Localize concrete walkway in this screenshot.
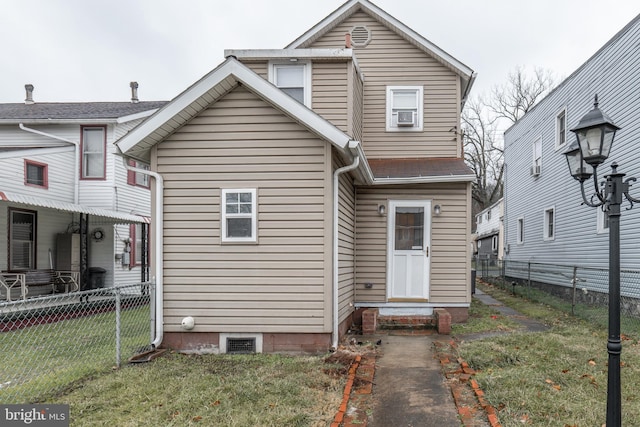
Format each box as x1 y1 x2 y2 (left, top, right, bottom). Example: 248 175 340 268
363 289 548 426
368 333 460 427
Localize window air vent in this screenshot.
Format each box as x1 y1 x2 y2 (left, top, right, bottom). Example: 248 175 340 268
350 26 371 47
227 338 256 354
530 165 541 176
397 110 415 126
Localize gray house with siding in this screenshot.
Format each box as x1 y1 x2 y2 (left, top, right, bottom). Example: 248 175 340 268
503 14 640 293
117 0 476 353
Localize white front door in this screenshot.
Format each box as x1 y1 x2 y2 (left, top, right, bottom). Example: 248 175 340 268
387 200 431 301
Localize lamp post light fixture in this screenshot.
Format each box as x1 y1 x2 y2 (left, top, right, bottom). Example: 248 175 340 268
563 95 639 427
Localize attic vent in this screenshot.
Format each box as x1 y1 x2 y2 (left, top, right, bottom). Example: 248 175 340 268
350 26 371 47
227 338 256 354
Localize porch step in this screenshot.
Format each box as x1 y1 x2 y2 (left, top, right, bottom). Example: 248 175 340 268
377 314 436 330
361 308 452 335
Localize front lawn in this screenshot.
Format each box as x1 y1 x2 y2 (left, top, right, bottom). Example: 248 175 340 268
52 351 345 426
454 283 640 426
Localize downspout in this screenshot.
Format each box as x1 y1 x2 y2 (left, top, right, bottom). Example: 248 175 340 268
19 123 80 204
122 157 164 348
332 141 360 349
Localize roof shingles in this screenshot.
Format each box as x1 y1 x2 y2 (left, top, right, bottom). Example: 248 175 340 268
369 158 473 179
0 101 168 120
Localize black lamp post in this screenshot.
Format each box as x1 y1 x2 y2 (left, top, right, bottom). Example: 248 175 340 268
563 95 639 427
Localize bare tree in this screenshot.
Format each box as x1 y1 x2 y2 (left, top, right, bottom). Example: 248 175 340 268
463 66 557 220
490 66 557 123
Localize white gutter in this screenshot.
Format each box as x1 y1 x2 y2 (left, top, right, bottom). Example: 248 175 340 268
19 123 80 203
332 141 360 350
122 157 164 348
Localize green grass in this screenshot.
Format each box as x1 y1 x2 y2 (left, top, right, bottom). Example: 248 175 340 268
451 296 521 335
51 352 344 427
0 305 150 403
454 282 640 426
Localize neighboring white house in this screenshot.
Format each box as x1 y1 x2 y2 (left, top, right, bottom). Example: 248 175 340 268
473 198 503 261
503 14 640 291
0 84 167 300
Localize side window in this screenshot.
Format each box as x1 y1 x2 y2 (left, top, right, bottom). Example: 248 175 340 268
129 223 149 267
269 62 311 107
9 208 36 270
543 207 555 241
531 137 542 176
222 189 257 243
24 160 48 188
386 86 423 131
517 217 524 244
81 126 106 179
127 160 150 188
556 108 567 149
492 235 498 252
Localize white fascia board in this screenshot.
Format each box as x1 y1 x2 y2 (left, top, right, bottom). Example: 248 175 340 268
116 108 160 124
117 57 352 155
372 174 476 185
0 118 118 125
225 48 353 60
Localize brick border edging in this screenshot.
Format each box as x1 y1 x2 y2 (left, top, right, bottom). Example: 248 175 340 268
439 341 502 427
331 354 362 426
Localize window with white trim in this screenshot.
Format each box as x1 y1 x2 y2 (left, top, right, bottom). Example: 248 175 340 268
544 207 555 241
597 208 610 234
476 214 482 225
556 108 567 149
492 235 498 252
269 62 311 107
532 137 542 176
517 217 524 244
386 86 423 131
81 126 106 179
222 189 257 242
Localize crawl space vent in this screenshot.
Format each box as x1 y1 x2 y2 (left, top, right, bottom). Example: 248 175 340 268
227 337 256 354
350 26 371 47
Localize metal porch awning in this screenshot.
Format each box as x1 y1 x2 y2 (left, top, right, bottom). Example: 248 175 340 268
0 191 150 225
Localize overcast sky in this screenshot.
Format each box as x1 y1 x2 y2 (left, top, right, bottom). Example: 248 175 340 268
2 0 640 104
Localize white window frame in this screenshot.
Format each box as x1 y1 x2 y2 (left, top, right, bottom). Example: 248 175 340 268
268 61 312 108
555 107 567 149
517 217 524 244
221 189 257 243
597 208 610 234
81 126 106 179
543 207 555 241
532 136 542 176
492 235 498 252
386 86 423 132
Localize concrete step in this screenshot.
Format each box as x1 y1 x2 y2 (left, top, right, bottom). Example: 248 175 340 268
377 314 436 330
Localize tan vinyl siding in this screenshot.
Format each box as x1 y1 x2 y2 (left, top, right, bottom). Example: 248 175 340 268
241 61 268 79
156 85 332 333
309 11 460 159
350 62 364 142
355 183 471 304
334 152 356 324
312 62 348 132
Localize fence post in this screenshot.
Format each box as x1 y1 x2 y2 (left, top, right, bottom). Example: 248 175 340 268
572 266 578 316
115 287 121 368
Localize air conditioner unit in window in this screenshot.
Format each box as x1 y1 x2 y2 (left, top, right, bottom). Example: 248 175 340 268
530 165 541 176
397 110 415 126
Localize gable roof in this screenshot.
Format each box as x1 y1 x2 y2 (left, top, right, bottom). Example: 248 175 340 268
0 101 167 124
116 57 355 162
286 0 475 104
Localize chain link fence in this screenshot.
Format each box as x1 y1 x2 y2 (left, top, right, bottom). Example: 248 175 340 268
474 259 640 336
0 283 153 403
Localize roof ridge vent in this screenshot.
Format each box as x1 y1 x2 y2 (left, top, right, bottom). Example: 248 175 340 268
350 26 371 47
